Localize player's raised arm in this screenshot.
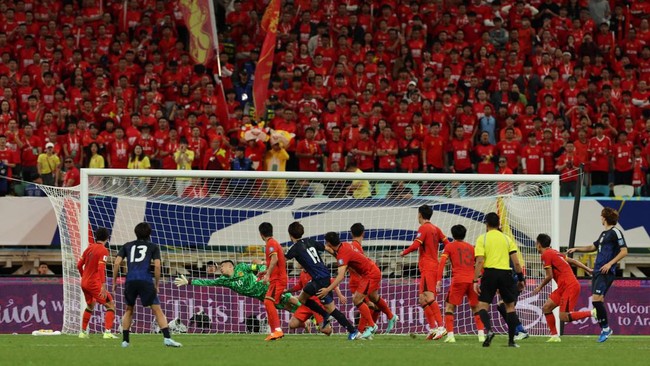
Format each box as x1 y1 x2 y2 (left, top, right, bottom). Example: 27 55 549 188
567 243 597 254
401 234 422 256
566 257 593 274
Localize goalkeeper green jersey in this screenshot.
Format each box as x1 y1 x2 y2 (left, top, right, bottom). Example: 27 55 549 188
190 263 268 300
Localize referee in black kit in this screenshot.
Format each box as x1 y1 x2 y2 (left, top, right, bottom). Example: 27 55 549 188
473 212 525 348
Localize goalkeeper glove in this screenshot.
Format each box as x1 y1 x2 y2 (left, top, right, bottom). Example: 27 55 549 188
174 275 189 287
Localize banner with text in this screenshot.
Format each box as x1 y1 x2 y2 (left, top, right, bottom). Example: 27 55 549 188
1 278 648 335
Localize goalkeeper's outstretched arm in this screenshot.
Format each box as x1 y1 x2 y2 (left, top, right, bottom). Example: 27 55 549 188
174 275 228 287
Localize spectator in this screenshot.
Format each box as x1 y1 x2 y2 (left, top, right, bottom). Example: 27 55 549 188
613 132 634 186
399 125 421 173
632 146 648 196
17 124 42 182
589 123 612 187
229 146 254 196
174 138 195 196
376 126 398 172
181 178 208 198
556 141 581 197
37 263 53 275
0 135 16 193
0 0 646 196
62 158 80 187
263 133 290 198
422 123 446 173
296 127 322 172
475 131 497 174
521 133 544 175
350 128 375 172
128 145 151 170
37 142 60 186
107 127 129 169
203 137 230 171
449 126 474 174
88 142 105 169
345 162 371 199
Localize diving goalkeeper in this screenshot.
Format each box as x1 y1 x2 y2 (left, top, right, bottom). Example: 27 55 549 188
174 260 298 311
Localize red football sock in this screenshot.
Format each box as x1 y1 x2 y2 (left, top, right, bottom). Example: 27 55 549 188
105 309 115 331
372 309 381 323
357 302 375 327
358 314 367 332
474 314 484 331
264 299 281 331
445 313 454 333
430 301 443 325
545 313 558 335
423 305 437 328
374 298 394 319
82 309 92 331
569 310 592 321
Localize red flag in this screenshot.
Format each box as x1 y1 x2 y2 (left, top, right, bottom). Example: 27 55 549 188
253 0 281 120
179 0 218 65
215 78 229 126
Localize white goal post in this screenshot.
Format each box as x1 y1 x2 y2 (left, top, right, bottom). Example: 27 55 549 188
48 169 560 335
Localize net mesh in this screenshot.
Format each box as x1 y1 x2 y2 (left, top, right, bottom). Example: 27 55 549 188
41 172 557 336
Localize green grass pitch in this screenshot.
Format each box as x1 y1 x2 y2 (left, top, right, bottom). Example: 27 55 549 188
2 334 649 366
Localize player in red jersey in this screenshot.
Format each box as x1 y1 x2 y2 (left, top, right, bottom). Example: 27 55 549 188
259 222 288 341
347 223 399 333
533 234 595 342
401 204 450 340
436 225 485 343
320 231 395 339
76 228 117 339
287 267 341 336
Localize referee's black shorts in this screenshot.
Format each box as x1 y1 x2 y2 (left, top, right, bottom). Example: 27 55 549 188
479 268 518 304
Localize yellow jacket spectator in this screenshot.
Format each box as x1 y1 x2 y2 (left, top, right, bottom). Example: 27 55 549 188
346 163 371 198
264 142 290 198
88 142 105 169
37 142 61 186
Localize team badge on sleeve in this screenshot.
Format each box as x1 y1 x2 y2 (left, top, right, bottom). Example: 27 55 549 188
269 247 274 252
417 232 421 238
338 259 344 265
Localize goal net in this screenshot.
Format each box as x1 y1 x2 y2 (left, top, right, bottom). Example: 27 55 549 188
42 169 559 336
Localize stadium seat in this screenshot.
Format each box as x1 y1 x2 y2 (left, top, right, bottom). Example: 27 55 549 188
309 183 326 197
373 183 392 199
404 183 420 198
613 185 634 198
590 185 610 197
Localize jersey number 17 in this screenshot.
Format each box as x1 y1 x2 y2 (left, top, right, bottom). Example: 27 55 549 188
306 247 321 264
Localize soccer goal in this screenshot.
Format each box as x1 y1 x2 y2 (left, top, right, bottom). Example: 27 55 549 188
41 169 559 336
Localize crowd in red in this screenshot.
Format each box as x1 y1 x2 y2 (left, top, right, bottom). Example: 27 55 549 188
0 0 649 197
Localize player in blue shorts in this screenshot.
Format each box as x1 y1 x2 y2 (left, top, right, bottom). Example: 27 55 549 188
112 222 182 348
568 207 628 342
285 222 360 340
